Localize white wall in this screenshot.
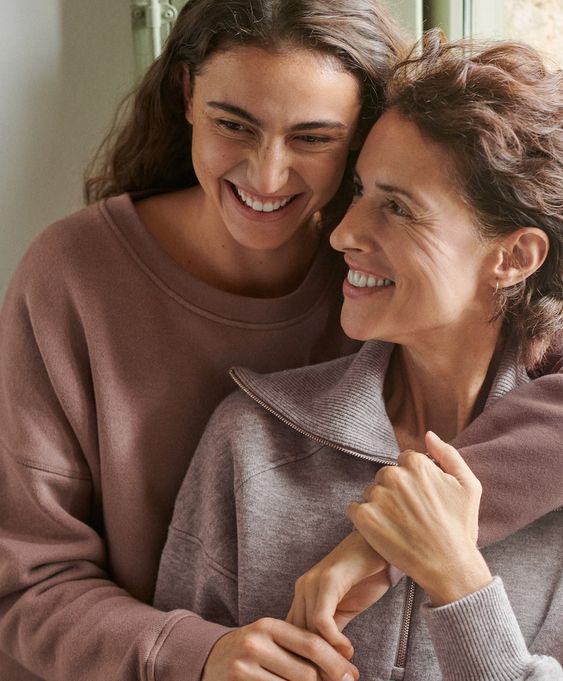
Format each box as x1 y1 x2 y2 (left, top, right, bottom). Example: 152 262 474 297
0 0 135 301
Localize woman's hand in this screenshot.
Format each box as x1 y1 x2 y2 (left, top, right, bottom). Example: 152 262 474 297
202 617 359 681
348 431 492 606
286 531 391 657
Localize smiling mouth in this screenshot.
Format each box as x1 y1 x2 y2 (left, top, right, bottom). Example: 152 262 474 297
347 269 395 289
229 182 299 213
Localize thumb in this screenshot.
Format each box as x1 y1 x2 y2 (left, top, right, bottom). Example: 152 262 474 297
425 431 472 482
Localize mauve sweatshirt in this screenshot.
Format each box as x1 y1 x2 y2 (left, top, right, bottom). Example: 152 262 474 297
0 193 561 681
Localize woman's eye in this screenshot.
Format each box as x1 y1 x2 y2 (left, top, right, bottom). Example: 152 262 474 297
385 199 410 218
296 135 331 145
217 119 247 133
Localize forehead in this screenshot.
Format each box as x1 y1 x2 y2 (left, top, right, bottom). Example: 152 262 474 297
193 45 361 122
358 109 459 194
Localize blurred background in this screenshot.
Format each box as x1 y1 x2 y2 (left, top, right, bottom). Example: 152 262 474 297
1 0 561 301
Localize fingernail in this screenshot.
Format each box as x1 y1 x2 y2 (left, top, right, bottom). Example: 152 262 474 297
342 674 354 681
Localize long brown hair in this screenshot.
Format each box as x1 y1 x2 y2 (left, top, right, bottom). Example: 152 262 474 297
85 0 406 206
386 29 563 367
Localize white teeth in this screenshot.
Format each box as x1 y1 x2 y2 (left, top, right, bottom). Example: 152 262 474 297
347 269 394 289
234 185 294 212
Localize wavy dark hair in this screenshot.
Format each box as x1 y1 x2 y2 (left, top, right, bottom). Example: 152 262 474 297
84 0 406 224
384 29 563 368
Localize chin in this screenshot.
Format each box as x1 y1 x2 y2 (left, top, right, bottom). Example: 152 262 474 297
341 318 397 344
341 322 376 342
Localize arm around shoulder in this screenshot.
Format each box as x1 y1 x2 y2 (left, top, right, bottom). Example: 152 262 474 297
452 365 563 547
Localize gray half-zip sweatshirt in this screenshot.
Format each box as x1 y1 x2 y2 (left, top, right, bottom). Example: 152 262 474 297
155 341 563 680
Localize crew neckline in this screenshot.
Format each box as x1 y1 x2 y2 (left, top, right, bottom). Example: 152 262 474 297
101 193 342 326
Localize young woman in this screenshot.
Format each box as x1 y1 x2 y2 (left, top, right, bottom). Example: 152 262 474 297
0 1 560 679
154 33 563 680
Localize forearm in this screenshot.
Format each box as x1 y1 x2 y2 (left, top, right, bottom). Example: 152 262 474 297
0 586 228 681
453 373 563 548
0 450 229 681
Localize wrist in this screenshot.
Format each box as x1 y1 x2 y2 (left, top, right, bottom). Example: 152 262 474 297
422 549 493 606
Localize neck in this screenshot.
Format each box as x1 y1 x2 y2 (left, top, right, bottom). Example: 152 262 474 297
187 187 322 297
137 187 322 297
385 323 502 451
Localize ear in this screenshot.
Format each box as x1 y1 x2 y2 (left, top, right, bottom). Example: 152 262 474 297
182 64 194 125
491 227 549 289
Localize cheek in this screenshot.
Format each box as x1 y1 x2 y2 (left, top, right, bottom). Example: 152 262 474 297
306 147 351 196
192 134 243 181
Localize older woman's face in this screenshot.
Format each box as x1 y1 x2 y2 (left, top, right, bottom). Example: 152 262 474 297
330 109 497 346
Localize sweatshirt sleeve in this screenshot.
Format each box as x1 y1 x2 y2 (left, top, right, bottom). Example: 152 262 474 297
154 399 241 628
0 241 229 681
451 353 563 548
424 577 563 681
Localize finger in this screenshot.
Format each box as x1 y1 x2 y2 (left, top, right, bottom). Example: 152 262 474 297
424 431 476 483
306 584 353 658
260 638 324 681
271 620 359 681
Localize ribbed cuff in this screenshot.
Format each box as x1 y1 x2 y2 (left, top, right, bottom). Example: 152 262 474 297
150 611 233 681
423 577 532 681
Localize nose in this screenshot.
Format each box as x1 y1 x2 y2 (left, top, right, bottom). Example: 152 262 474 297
247 141 291 196
330 203 371 253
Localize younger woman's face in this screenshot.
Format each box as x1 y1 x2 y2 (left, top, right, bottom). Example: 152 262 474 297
186 45 362 252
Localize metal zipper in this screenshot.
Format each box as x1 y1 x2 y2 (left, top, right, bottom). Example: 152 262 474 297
230 368 417 668
230 369 562 675
229 368 396 468
395 578 416 669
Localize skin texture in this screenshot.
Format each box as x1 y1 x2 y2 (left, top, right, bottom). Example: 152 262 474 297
288 109 549 641
137 46 361 298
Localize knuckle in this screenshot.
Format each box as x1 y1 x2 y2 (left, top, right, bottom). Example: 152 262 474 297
254 616 274 633
398 448 417 464
375 465 396 484
405 450 427 472
311 612 328 632
354 503 375 527
239 632 261 657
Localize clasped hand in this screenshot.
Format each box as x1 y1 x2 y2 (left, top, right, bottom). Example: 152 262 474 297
287 431 491 653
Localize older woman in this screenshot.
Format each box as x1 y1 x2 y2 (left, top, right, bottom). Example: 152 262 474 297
154 32 563 681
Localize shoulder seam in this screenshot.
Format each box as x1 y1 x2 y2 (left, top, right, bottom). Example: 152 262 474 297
235 441 325 492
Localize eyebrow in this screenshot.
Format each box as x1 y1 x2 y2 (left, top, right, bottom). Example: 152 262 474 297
207 101 348 131
375 182 419 204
